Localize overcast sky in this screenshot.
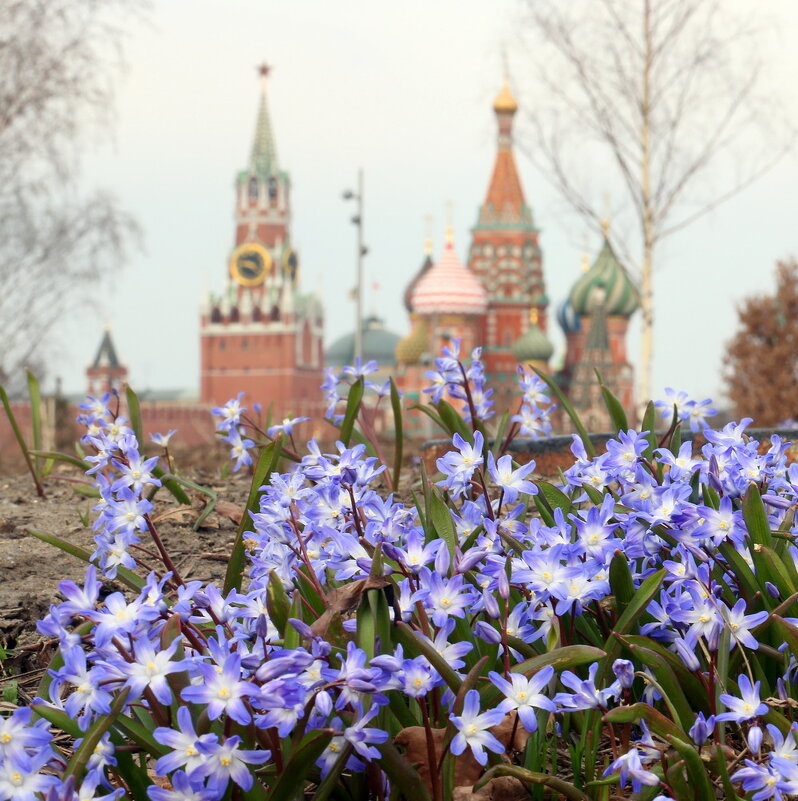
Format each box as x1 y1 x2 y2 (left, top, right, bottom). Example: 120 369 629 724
59 0 798 409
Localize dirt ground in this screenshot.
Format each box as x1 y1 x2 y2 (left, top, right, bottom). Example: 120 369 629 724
0 467 251 688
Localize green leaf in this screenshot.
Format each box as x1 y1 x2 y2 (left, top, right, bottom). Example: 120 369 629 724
390 378 404 491
597 374 628 433
491 411 510 457
31 703 83 738
375 741 433 801
153 468 193 507
29 450 91 472
618 635 707 711
625 643 696 730
666 734 715 800
114 713 168 756
125 385 144 445
537 481 573 514
64 689 130 782
410 402 447 432
600 569 666 682
266 571 290 638
533 493 556 527
640 401 658 460
435 399 472 441
603 703 685 740
742 482 772 548
0 384 44 496
718 540 766 607
224 437 282 593
475 765 590 801
264 731 332 801
339 376 364 446
28 530 144 592
608 551 636 618
532 368 594 458
429 488 457 561
26 370 43 479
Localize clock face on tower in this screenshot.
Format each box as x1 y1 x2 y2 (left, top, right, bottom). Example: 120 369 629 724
229 242 272 287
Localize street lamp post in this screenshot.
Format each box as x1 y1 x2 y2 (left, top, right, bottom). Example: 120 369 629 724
343 169 367 362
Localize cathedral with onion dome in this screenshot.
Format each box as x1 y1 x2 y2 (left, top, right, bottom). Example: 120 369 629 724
394 76 640 432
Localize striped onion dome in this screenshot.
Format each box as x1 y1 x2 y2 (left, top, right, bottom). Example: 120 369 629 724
512 320 553 363
411 241 488 316
569 237 640 318
557 297 581 333
395 313 429 365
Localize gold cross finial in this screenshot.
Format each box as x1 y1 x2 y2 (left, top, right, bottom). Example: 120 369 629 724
445 201 454 245
424 214 434 255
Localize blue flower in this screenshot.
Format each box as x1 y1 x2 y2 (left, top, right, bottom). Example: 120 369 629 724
489 666 556 732
716 674 768 723
449 690 506 766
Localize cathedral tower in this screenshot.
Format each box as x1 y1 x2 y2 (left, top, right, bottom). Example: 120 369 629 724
468 78 550 408
200 65 324 418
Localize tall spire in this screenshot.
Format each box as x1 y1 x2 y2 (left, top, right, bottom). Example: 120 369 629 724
250 63 278 177
479 74 527 226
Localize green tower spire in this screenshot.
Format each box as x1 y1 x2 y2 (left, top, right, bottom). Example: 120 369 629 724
250 63 278 177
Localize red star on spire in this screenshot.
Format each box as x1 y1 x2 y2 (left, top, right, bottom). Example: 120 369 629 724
257 62 271 79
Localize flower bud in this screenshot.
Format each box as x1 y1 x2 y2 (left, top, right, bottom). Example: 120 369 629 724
612 658 635 689
474 620 502 644
482 588 500 619
288 618 315 639
315 690 333 717
435 542 451 575
673 637 701 672
689 712 715 745
747 725 763 755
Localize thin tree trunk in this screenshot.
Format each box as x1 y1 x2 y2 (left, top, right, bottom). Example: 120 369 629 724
639 0 654 408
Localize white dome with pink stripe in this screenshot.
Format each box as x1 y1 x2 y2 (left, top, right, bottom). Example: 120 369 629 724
411 242 488 316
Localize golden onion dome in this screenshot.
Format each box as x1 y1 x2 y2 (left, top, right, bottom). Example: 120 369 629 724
493 79 518 114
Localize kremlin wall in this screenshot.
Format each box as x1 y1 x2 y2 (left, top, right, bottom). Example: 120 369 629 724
0 68 640 463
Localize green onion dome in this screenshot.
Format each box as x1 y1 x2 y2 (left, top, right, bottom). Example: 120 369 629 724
512 310 553 363
557 297 581 334
326 315 401 368
395 313 429 365
569 237 640 318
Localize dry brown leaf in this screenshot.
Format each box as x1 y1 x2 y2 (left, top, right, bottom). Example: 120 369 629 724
394 712 529 797
310 575 389 638
150 507 200 525
214 499 244 525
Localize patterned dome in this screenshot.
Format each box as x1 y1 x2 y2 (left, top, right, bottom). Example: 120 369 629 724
512 319 553 363
569 237 640 318
557 297 581 333
411 241 488 316
403 251 433 313
395 313 429 365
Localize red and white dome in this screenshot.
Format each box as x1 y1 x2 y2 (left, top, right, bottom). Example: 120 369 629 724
411 242 488 316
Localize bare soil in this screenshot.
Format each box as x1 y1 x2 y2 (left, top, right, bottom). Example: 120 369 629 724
0 468 250 690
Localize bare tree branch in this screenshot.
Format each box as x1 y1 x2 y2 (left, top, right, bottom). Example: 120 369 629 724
516 0 794 404
0 0 143 392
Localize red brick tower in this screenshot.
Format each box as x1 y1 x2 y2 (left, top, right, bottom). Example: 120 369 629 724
87 327 128 396
468 78 550 409
200 65 324 419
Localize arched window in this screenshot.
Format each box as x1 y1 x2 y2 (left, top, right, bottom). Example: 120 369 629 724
268 177 278 202
248 177 259 202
